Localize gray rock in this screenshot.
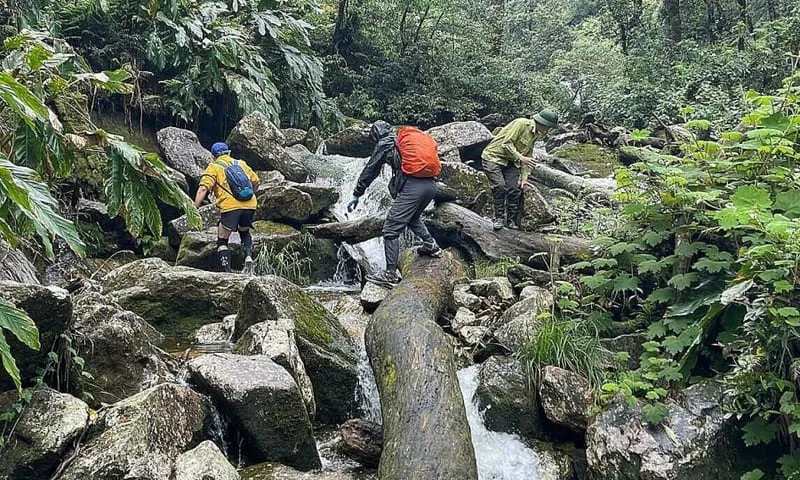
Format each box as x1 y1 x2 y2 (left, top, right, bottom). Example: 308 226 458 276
507 264 558 288
194 315 236 344
426 121 493 161
586 379 746 480
0 282 70 390
453 284 483 311
339 419 382 468
437 162 491 214
532 440 579 480
359 282 389 313
255 186 314 224
469 277 516 304
173 440 239 480
125 453 173 480
458 325 491 346
188 353 321 470
240 463 376 480
323 124 373 157
493 288 554 351
439 145 461 162
0 388 89 480
71 291 173 406
281 128 308 147
545 130 590 150
0 240 38 284
236 319 316 419
601 333 646 370
518 185 555 230
474 355 541 439
76 198 116 230
292 183 340 217
304 126 322 153
452 307 478 330
102 258 250 337
227 113 309 182
539 366 592 433
166 204 221 247
235 277 358 425
156 127 213 187
60 383 214 480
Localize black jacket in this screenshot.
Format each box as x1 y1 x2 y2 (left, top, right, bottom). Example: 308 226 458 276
353 121 406 198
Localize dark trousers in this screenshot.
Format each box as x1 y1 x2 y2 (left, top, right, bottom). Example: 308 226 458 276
483 159 522 221
382 177 437 272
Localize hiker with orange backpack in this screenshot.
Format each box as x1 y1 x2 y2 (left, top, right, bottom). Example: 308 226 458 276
347 120 443 288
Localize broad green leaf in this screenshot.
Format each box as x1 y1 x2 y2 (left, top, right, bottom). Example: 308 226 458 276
0 330 21 392
693 257 732 274
613 273 639 293
0 298 39 350
642 402 669 425
668 273 698 291
740 469 764 480
775 190 800 218
732 185 772 210
647 288 676 304
742 417 778 446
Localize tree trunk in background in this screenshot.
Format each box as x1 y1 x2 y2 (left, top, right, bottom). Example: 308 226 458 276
365 253 478 480
663 0 681 43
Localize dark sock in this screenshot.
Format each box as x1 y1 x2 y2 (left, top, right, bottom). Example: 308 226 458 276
217 248 232 272
240 230 253 258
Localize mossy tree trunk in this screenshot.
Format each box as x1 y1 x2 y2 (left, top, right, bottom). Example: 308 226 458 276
365 253 478 480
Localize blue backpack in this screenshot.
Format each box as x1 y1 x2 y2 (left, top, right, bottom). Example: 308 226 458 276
214 160 254 201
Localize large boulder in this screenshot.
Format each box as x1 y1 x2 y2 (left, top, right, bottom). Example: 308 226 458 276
59 383 215 480
0 388 89 480
339 419 382 468
227 113 309 182
71 290 173 406
474 355 541 438
173 440 239 480
469 277 516 305
291 183 340 218
188 353 321 470
323 124 373 157
586 379 748 479
102 258 249 337
517 186 556 230
0 282 71 390
551 142 621 178
166 203 221 247
236 277 358 424
437 162 491 213
493 287 554 351
156 127 213 189
255 186 314 224
0 240 38 284
539 366 592 433
241 463 376 480
281 128 308 147
426 121 493 161
236 319 317 419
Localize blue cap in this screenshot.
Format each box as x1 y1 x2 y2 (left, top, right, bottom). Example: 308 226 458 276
211 142 231 157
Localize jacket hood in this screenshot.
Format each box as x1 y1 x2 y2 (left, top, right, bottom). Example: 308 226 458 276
370 120 394 142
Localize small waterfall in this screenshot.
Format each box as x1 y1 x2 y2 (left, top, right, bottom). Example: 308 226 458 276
458 365 542 480
355 339 382 424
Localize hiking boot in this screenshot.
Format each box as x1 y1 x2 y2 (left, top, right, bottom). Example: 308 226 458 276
417 241 443 258
242 256 254 276
507 221 521 230
366 270 402 289
492 219 504 231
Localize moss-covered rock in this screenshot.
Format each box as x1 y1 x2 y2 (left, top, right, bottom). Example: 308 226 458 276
437 162 491 214
0 388 89 480
474 355 542 439
236 277 358 424
493 288 554 351
538 366 592 433
227 112 309 182
175 226 299 272
552 142 621 177
167 204 222 247
188 353 321 470
255 186 314 224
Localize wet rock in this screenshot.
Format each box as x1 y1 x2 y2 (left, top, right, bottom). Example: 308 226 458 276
339 419 383 468
194 315 236 344
359 282 389 313
452 307 478 330
166 204 221 247
426 121 493 161
173 440 239 480
59 383 214 480
236 319 316 419
102 258 249 337
156 127 213 188
532 440 579 480
71 291 173 406
281 128 308 147
458 325 491 346
0 240 38 284
469 277 515 305
437 162 491 213
255 186 314 224
227 113 309 182
586 379 746 479
493 288 554 351
601 333 645 370
0 388 89 480
517 186 555 230
539 366 592 433
0 282 71 390
240 463 376 480
304 126 322 153
235 277 358 424
323 124 373 157
474 355 541 438
175 224 300 271
453 284 483 311
188 353 321 470
292 183 340 218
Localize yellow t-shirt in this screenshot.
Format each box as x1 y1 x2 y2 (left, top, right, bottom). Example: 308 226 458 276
199 154 259 213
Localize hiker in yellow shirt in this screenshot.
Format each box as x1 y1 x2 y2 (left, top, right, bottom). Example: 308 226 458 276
481 109 558 230
194 142 260 273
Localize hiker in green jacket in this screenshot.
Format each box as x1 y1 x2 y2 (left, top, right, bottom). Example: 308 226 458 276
481 109 558 230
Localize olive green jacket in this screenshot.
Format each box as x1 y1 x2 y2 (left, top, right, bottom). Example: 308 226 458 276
481 118 543 183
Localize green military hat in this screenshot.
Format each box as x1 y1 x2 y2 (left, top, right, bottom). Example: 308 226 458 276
533 108 559 129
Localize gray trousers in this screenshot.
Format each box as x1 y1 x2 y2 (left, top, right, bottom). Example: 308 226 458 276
483 159 522 221
382 177 437 272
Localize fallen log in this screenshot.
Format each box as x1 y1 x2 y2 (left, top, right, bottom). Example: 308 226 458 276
425 202 593 269
366 253 478 480
530 156 616 200
306 215 384 244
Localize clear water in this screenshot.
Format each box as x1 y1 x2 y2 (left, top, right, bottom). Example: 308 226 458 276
458 365 542 480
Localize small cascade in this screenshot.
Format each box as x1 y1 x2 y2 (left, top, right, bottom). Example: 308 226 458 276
355 338 382 424
458 365 542 480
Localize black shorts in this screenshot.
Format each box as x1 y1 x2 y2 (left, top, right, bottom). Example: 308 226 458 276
219 209 255 231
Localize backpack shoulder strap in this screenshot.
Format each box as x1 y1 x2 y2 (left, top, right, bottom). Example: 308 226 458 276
213 160 228 169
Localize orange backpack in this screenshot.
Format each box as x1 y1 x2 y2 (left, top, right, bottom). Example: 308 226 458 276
396 126 442 178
